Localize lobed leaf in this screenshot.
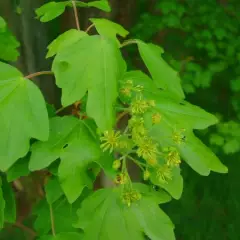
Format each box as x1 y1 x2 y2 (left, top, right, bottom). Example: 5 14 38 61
52 35 126 131
0 62 49 171
75 186 175 240
90 18 129 44
136 41 185 99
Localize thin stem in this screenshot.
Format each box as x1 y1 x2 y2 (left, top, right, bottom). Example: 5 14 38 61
72 1 80 31
120 39 137 48
14 222 37 238
128 155 146 171
56 106 67 114
117 111 129 123
49 204 56 237
24 71 53 79
85 23 95 33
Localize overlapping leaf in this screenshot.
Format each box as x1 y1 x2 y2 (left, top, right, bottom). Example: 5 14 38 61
30 116 114 203
75 185 175 240
47 30 88 58
90 18 129 44
39 232 83 240
0 17 19 61
33 197 81 235
52 35 126 131
120 70 227 175
36 1 110 22
0 62 49 171
136 41 185 99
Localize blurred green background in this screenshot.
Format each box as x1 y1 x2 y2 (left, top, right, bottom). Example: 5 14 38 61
0 0 240 239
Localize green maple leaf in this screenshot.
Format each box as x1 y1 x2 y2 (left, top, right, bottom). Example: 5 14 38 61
121 71 218 129
90 18 129 44
2 177 16 224
0 17 6 30
0 62 49 171
46 30 88 58
7 156 30 182
38 232 83 240
150 166 183 199
36 2 69 22
33 197 81 235
52 35 126 131
75 185 175 240
30 116 114 203
0 179 4 229
36 1 111 23
0 28 20 61
136 41 185 99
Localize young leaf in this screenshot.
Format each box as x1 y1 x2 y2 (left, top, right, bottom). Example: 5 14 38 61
75 187 175 240
36 2 68 22
121 70 218 129
52 35 126 131
0 179 5 229
45 177 64 205
146 117 228 176
38 232 83 240
150 167 183 199
136 41 185 99
0 17 6 30
46 30 88 58
7 156 30 182
30 116 107 203
0 29 20 61
2 177 16 223
87 0 111 12
90 18 129 44
33 197 81 235
0 62 49 171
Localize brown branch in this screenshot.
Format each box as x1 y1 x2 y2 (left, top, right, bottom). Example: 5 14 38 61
117 111 129 123
72 1 80 31
24 71 53 79
14 222 37 239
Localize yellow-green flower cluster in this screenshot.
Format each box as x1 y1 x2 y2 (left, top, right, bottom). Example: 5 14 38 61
122 190 142 207
100 130 121 153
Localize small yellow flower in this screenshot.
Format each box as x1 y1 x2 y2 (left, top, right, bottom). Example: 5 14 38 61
148 100 156 107
143 170 150 181
166 149 181 167
146 157 158 166
131 99 149 114
120 87 131 97
157 165 172 184
122 190 142 207
172 128 186 145
100 130 121 153
137 138 158 161
114 173 128 185
152 113 162 124
112 159 121 170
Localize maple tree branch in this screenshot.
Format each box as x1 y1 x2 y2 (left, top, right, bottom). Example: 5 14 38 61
117 111 129 123
72 0 80 31
14 222 37 238
25 71 53 79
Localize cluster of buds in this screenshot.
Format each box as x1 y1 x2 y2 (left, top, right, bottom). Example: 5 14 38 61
172 128 186 145
114 173 128 185
156 164 173 184
163 147 181 167
120 79 144 98
122 189 142 207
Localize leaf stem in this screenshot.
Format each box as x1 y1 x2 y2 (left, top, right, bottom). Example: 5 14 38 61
24 71 53 79
49 204 56 237
120 39 137 48
72 0 80 31
85 23 95 33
